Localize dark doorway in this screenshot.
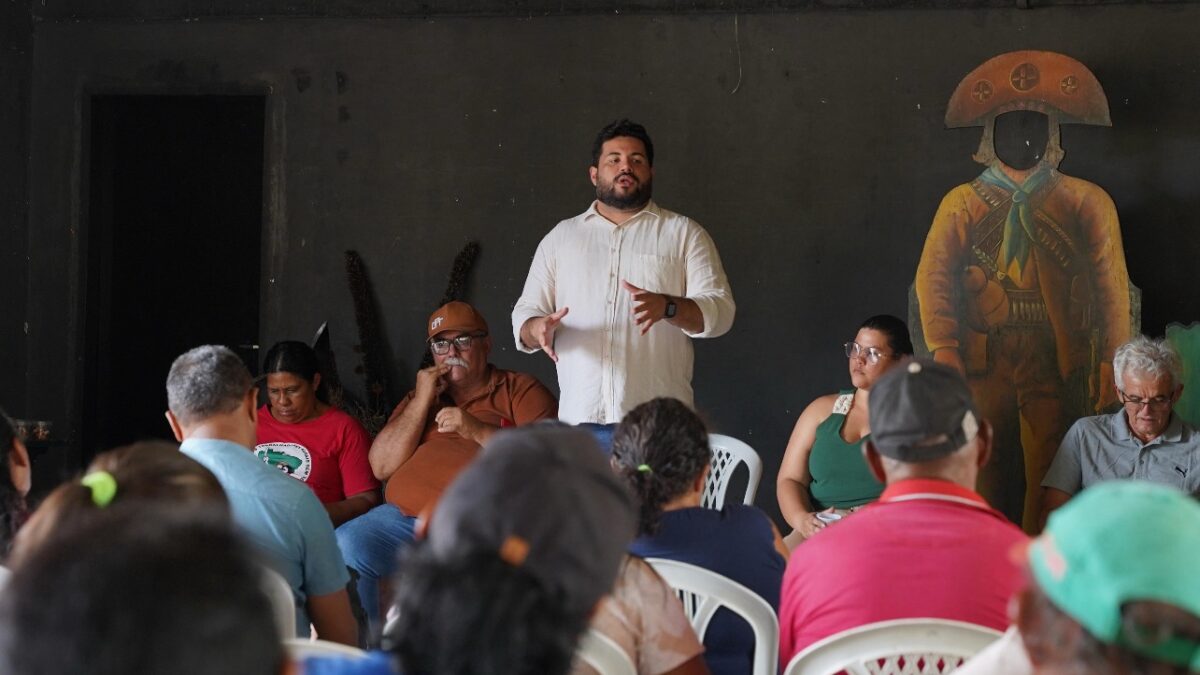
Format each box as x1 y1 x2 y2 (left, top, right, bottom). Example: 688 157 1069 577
82 95 265 462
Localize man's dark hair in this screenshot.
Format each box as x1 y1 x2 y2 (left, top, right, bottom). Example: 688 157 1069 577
0 505 283 675
611 397 710 536
387 542 589 675
860 314 915 357
591 119 655 167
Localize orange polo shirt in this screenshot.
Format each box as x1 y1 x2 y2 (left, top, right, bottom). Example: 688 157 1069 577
384 366 557 516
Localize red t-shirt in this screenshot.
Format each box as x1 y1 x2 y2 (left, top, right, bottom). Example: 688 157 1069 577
255 404 380 505
778 478 1028 664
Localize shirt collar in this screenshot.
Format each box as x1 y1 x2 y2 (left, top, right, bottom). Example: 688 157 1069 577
1109 410 1185 446
443 364 501 408
879 478 993 510
583 200 661 226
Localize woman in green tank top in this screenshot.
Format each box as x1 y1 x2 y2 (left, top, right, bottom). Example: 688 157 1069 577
777 315 913 546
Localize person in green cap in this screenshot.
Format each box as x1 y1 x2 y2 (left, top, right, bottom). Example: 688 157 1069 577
957 480 1200 674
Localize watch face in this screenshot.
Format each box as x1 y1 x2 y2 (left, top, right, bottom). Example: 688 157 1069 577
665 301 677 318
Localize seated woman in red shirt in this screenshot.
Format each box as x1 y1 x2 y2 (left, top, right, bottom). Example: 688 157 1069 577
256 341 380 526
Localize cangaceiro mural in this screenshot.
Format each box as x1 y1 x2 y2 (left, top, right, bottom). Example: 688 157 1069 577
912 50 1139 532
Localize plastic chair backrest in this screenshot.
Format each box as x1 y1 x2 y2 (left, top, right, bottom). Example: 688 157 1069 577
645 558 778 675
704 433 762 509
576 628 637 675
261 566 297 640
284 638 369 661
783 617 1003 675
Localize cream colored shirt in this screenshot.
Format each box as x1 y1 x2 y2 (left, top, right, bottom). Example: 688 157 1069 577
512 201 735 424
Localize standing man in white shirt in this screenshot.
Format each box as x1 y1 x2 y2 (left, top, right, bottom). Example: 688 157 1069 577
512 119 735 430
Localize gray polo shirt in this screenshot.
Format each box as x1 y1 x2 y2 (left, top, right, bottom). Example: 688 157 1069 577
1042 412 1200 496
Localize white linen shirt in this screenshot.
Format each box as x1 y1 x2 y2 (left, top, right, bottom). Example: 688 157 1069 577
512 201 735 424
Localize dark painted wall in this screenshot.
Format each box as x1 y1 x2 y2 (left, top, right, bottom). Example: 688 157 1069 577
22 4 1200 523
1 0 31 418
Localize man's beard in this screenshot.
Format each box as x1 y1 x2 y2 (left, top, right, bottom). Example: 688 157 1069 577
596 175 652 210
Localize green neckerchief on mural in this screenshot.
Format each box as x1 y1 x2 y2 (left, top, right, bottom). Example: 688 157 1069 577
979 163 1055 276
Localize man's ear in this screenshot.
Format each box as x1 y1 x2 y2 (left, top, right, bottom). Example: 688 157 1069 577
311 372 322 392
975 420 994 469
8 437 31 497
863 442 887 484
589 165 599 186
165 410 185 442
692 463 710 494
246 387 259 424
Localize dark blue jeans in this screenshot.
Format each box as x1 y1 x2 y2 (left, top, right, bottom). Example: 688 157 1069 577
335 503 418 639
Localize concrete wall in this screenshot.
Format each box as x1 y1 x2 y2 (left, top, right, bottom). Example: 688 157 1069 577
22 3 1200 521
1 0 31 418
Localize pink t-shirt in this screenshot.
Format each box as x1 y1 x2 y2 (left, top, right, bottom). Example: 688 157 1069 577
779 479 1027 664
255 405 380 505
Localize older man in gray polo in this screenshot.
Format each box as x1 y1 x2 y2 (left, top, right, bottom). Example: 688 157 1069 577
1041 335 1200 524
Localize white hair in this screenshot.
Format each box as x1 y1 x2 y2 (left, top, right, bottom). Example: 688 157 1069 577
1113 336 1182 391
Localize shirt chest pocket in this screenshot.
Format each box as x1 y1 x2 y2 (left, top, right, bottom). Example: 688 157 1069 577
624 253 685 296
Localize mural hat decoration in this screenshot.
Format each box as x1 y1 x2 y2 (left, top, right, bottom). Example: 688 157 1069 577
946 50 1111 128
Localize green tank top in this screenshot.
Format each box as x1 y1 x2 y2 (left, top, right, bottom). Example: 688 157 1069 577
808 390 884 510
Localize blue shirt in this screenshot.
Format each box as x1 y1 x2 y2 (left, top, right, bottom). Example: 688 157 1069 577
304 652 396 675
181 438 349 634
629 505 785 675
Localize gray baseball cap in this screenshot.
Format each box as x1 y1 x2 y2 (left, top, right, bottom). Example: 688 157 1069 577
868 359 981 462
428 425 636 613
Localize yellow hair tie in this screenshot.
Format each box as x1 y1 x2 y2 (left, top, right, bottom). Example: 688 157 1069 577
81 471 118 508
636 464 653 474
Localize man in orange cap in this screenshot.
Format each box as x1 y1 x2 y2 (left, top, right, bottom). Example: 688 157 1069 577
335 300 558 640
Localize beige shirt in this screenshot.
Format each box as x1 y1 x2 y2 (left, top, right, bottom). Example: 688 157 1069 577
512 201 735 424
573 555 705 675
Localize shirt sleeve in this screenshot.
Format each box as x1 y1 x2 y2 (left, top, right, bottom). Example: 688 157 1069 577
588 557 704 675
508 373 559 424
512 232 558 354
681 223 735 339
338 414 381 497
1041 421 1086 494
297 490 351 597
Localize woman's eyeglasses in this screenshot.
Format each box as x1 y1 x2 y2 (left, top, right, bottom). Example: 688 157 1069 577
844 342 893 366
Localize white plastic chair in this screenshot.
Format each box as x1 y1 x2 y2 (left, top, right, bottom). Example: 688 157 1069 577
261 566 298 640
576 628 637 675
645 558 778 675
783 618 1003 675
284 637 370 661
704 433 762 509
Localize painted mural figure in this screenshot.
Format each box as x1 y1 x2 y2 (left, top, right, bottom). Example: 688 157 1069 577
914 51 1133 531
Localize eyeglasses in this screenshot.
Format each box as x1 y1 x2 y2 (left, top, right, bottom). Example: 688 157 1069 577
430 333 486 355
1118 390 1173 412
844 342 893 365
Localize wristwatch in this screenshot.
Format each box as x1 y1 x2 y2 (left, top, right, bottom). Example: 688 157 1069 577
664 297 677 319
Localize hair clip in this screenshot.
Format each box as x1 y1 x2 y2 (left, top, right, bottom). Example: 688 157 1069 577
498 534 530 567
81 471 118 508
636 464 653 474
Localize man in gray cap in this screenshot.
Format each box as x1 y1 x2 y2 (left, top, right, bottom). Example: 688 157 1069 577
779 359 1028 664
303 425 638 675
